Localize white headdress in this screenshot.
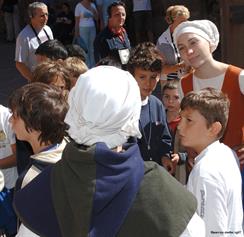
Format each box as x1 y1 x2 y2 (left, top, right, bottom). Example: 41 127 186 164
65 66 142 148
173 19 219 53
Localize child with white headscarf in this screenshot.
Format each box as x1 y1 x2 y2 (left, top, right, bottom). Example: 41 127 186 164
13 66 205 237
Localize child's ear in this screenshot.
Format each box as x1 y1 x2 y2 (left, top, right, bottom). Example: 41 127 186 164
210 121 222 137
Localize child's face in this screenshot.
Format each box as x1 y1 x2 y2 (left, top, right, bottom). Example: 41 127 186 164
133 68 159 100
9 113 31 142
51 75 66 90
178 107 213 154
162 88 180 113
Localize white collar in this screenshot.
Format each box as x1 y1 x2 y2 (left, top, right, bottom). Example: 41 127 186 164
194 140 220 164
141 97 149 106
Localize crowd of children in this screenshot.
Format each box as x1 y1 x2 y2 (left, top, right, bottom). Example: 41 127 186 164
0 1 243 237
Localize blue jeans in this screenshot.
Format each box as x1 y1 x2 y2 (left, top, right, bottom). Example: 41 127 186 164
79 26 96 68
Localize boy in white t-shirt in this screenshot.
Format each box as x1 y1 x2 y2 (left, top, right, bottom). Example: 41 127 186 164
0 104 18 236
178 88 243 236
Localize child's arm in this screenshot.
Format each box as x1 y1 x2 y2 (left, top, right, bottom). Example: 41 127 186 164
0 144 17 169
161 156 174 174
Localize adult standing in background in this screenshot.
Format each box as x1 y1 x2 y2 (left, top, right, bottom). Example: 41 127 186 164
132 0 153 44
52 2 74 45
74 0 98 68
15 2 53 81
94 1 130 65
0 0 20 42
156 5 190 84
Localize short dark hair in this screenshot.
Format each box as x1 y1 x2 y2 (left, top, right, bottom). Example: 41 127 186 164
65 44 86 62
127 42 163 75
107 1 125 18
180 87 230 139
35 39 68 60
96 56 122 69
9 82 69 145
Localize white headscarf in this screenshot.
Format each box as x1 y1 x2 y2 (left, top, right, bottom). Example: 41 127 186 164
65 66 142 148
0 170 4 191
173 20 219 53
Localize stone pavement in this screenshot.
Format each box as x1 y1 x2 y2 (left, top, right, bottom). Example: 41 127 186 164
0 34 26 107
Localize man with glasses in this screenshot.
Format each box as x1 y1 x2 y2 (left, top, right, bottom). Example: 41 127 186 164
15 2 53 81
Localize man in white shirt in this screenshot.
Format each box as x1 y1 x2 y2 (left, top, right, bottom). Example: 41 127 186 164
15 1 53 81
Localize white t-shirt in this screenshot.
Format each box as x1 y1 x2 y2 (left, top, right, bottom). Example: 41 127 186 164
75 2 97 28
156 27 182 81
15 24 53 72
133 0 151 11
0 105 18 189
179 70 244 99
187 141 243 236
0 170 4 191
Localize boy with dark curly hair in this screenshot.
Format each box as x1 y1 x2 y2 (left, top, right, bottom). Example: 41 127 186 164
127 42 172 167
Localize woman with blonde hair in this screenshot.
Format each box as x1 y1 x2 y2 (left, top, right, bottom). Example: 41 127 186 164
156 5 190 84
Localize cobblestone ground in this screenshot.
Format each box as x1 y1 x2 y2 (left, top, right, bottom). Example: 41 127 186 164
0 32 26 106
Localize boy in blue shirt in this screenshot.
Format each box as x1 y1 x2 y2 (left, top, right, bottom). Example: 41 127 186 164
127 42 172 166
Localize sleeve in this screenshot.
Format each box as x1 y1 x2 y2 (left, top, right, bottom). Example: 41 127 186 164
3 108 16 145
91 3 97 12
193 176 228 236
74 4 80 17
239 70 244 95
15 33 29 63
0 170 4 191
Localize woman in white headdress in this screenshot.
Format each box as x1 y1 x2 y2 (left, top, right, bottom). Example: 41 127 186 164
173 19 244 167
173 19 244 234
